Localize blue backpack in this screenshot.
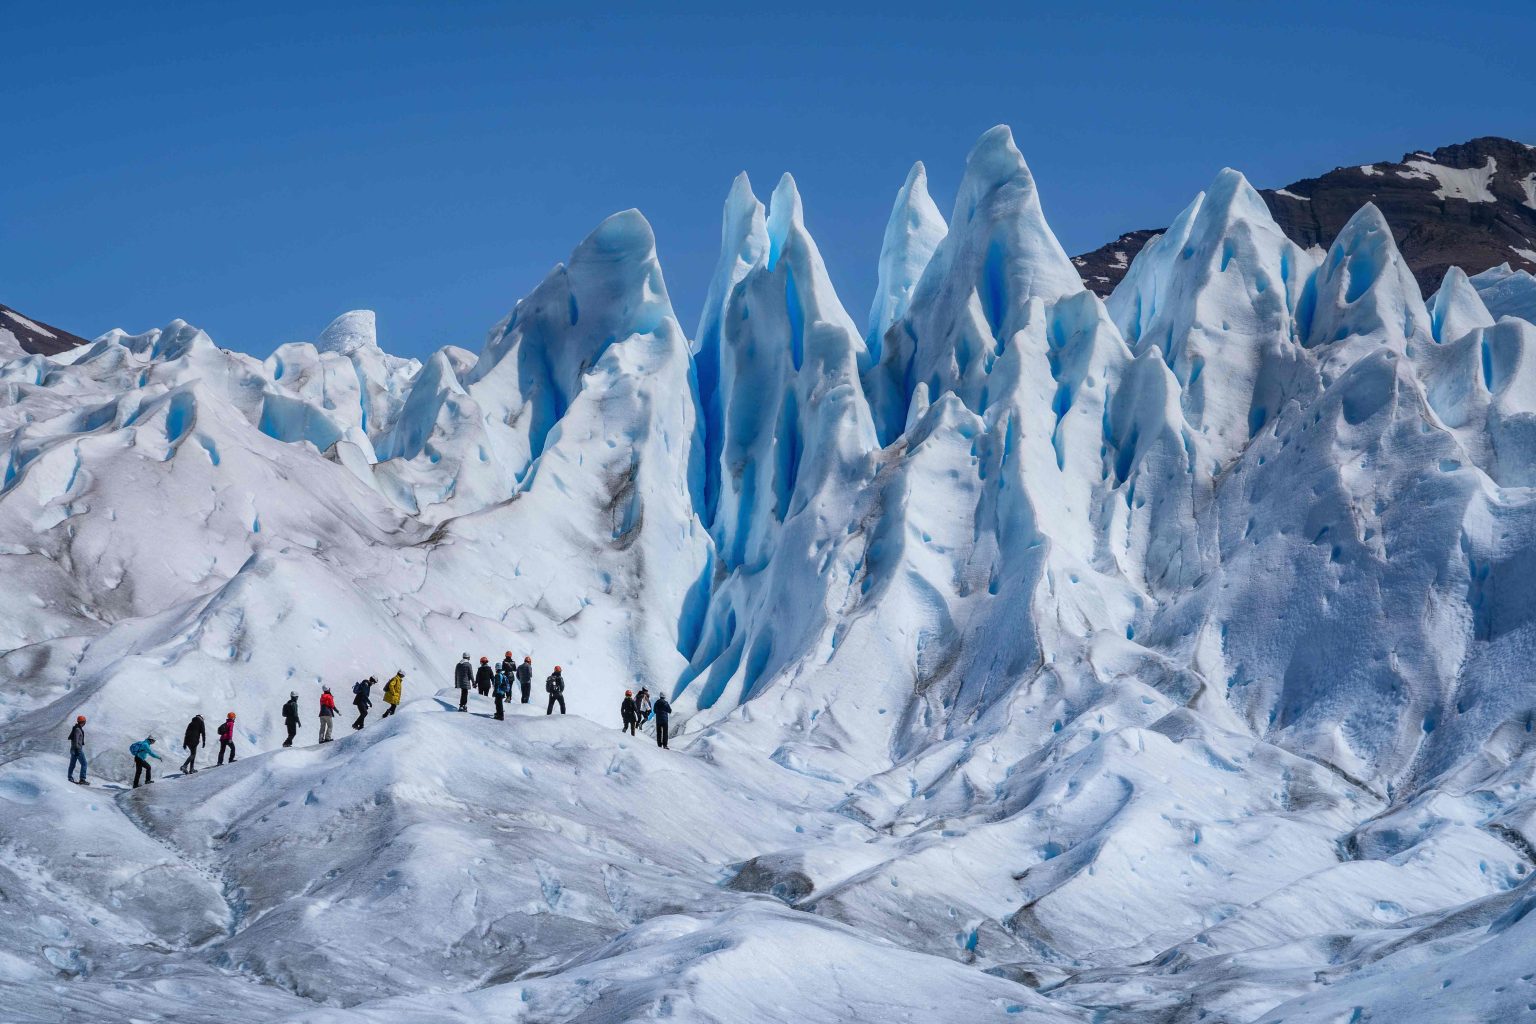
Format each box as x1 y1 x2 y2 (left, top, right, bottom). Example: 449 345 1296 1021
129 740 151 760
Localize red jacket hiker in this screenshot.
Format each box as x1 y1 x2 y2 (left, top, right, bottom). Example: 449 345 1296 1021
216 713 237 765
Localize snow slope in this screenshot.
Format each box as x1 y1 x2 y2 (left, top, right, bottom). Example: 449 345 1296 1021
5 125 1536 1022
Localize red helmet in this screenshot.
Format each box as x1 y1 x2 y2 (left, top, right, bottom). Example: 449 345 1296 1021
227 712 236 719
480 657 489 664
626 689 633 696
76 715 86 723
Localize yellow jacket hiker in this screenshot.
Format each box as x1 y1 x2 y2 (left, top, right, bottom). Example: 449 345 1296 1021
381 671 404 718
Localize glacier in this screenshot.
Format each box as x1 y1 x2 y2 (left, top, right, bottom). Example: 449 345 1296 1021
4 125 1536 1023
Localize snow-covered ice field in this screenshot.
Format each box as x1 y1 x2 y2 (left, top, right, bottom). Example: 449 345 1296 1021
5 125 1536 1022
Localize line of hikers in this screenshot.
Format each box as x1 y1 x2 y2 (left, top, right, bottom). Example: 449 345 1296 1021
453 652 566 718
65 653 676 786
65 670 408 788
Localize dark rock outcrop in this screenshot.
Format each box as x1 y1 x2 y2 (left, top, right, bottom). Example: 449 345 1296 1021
0 303 88 356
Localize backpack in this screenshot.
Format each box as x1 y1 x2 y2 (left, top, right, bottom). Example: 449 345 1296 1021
130 740 150 760
353 680 367 696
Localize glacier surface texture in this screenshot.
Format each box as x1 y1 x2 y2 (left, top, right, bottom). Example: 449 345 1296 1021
5 126 1536 1023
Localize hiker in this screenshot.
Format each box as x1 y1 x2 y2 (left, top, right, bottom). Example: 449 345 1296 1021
635 687 652 725
653 694 672 749
353 677 374 730
517 656 533 704
68 715 88 785
500 651 516 687
455 653 473 712
319 685 337 742
381 671 404 718
131 735 161 787
217 713 238 765
475 657 494 698
181 714 206 772
282 692 301 747
621 690 638 735
545 666 567 715
493 666 512 720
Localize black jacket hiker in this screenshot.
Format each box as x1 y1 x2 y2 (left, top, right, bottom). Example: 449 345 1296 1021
454 656 473 711
352 679 373 731
545 671 566 716
516 660 533 703
653 696 673 749
475 663 494 697
621 696 638 735
181 715 206 773
282 695 301 746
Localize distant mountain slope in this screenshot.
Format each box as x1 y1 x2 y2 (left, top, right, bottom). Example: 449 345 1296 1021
0 303 89 357
1075 136 1536 296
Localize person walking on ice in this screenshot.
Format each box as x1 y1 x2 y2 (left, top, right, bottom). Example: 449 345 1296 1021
517 656 533 704
475 657 494 698
455 654 473 712
381 671 404 718
352 677 374 730
181 713 206 772
635 687 652 725
67 715 89 785
621 691 638 735
217 713 238 764
319 686 337 742
282 693 301 747
545 666 566 715
493 666 511 720
653 694 672 749
131 735 161 787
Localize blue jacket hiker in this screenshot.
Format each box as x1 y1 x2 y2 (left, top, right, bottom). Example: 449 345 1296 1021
130 736 161 788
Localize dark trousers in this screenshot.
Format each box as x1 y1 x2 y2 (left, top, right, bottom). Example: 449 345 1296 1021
520 681 530 703
283 721 297 746
69 748 88 781
655 720 669 748
547 693 565 715
218 740 236 765
181 746 199 772
494 693 505 719
381 703 397 718
133 757 153 786
353 708 368 730
623 718 637 735
458 687 469 711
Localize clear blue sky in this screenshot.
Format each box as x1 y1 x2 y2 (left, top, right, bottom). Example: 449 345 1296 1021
6 0 1533 360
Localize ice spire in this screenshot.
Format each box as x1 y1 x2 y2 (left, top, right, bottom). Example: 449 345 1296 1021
876 126 1085 432
1106 168 1317 465
866 161 947 355
1427 266 1495 343
1303 204 1433 381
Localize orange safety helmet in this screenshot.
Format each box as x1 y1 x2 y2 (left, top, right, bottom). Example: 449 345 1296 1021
554 665 561 672
227 712 236 719
76 714 86 723
480 656 489 664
